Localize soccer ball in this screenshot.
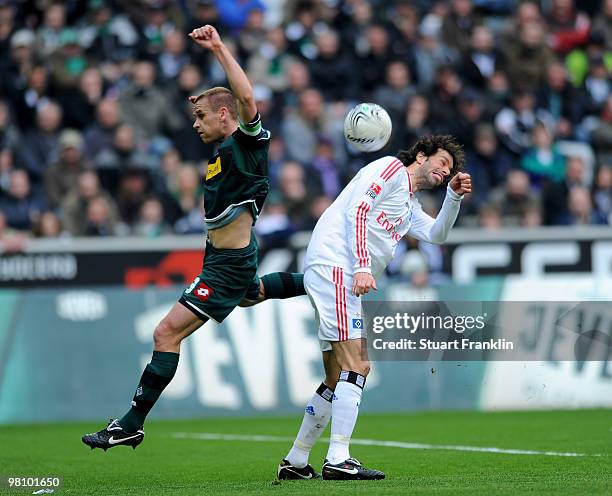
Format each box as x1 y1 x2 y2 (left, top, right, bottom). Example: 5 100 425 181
344 103 392 153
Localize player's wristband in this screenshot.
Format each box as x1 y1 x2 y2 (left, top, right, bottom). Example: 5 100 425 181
354 267 372 275
446 184 464 201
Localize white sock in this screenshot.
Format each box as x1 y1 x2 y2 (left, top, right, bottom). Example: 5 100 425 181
326 373 364 464
285 383 333 468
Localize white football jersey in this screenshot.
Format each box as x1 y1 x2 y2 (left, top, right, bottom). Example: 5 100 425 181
304 156 463 278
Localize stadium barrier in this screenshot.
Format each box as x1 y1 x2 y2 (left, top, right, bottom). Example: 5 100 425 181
0 227 611 424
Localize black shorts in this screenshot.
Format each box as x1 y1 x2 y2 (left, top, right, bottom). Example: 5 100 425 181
179 235 260 322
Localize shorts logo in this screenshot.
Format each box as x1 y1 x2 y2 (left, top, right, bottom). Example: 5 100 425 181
366 182 382 199
305 405 315 416
193 282 214 302
206 156 222 180
352 318 363 329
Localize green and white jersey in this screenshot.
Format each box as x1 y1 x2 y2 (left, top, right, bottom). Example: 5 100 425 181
203 113 271 230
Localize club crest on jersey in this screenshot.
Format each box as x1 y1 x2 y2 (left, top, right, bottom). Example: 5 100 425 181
366 182 382 199
206 156 222 180
352 318 364 330
193 282 214 302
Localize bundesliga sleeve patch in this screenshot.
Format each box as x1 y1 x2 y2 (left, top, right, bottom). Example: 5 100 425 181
206 156 222 181
366 182 382 199
193 282 214 302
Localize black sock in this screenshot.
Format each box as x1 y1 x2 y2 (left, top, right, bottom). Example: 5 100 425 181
118 351 179 432
261 272 305 299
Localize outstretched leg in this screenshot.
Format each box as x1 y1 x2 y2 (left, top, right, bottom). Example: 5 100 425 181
82 304 205 450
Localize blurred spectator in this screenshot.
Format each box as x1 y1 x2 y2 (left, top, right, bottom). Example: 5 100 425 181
478 202 502 230
158 29 189 82
137 0 177 59
84 98 121 159
521 122 566 186
441 0 481 54
395 93 433 150
502 21 554 90
254 191 294 249
307 27 358 101
542 154 589 224
428 65 463 133
591 95 612 162
591 0 612 50
60 169 118 235
32 210 65 238
454 88 490 147
582 54 611 113
357 24 393 97
495 89 552 155
0 147 13 194
309 137 340 197
413 14 458 89
536 61 584 139
4 29 37 100
565 32 611 88
19 101 62 185
0 1 16 67
0 211 27 252
84 194 119 236
236 8 266 61
44 129 90 208
592 164 612 224
372 61 416 119
49 28 91 90
118 61 182 141
247 27 297 93
79 0 139 62
35 2 67 57
133 197 170 237
11 64 52 130
559 186 607 225
464 123 514 212
115 167 150 228
284 1 320 59
547 0 590 55
59 67 107 129
0 100 20 151
216 0 265 33
281 88 345 165
461 25 503 89
278 161 310 227
173 165 204 234
490 169 540 225
0 169 45 230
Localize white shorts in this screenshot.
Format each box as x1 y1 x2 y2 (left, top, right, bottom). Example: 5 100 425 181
304 264 365 351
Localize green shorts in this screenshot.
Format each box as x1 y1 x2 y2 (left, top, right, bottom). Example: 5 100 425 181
179 235 260 323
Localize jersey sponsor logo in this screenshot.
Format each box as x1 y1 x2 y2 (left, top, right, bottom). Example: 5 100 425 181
193 281 214 302
206 156 222 180
366 182 382 199
376 211 403 242
352 318 363 330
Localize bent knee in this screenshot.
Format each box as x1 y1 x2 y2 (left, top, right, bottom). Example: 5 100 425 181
153 319 179 348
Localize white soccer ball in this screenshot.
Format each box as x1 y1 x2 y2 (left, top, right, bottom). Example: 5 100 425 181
344 103 392 153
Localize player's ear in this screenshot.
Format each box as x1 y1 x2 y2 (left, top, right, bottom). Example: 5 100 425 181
416 151 426 165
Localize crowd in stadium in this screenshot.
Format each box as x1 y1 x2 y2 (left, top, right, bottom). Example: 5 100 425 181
0 0 610 249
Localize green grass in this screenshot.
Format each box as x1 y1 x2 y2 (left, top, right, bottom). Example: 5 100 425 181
0 410 610 495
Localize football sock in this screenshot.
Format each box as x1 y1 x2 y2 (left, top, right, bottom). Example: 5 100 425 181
118 351 179 433
286 382 334 468
261 272 305 299
326 371 365 464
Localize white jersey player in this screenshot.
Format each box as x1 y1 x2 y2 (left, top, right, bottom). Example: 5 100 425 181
278 135 472 481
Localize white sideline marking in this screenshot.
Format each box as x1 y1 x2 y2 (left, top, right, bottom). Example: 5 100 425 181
171 432 602 457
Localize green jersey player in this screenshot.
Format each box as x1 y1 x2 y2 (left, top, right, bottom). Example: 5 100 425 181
82 25 307 456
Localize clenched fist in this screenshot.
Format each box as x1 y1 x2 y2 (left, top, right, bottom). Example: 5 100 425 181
189 25 222 51
449 172 472 195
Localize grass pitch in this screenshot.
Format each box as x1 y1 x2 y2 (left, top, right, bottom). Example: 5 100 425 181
0 410 610 495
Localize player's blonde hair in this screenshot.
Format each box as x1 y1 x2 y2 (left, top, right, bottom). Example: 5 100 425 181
194 87 238 120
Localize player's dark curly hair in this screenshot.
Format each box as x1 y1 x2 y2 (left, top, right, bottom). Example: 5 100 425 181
397 135 465 184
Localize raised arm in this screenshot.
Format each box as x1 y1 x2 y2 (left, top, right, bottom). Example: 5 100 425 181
189 25 257 123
